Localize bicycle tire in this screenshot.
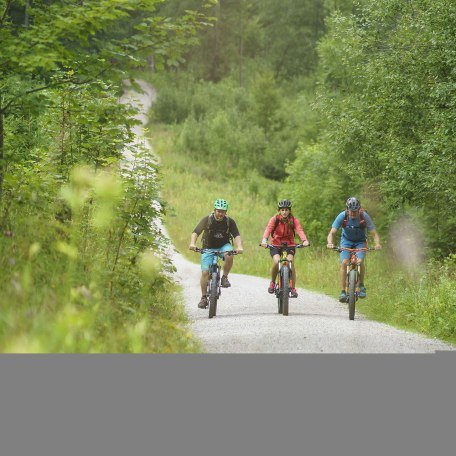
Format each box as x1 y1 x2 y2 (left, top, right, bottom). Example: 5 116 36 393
281 265 290 316
348 268 357 320
277 284 283 314
208 271 218 318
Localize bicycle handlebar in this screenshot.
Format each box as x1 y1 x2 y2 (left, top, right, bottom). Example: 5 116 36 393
193 247 239 255
260 243 310 249
329 246 377 252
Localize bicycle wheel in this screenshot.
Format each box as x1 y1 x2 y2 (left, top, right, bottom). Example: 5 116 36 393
277 281 283 314
208 271 219 318
348 268 357 320
281 266 290 316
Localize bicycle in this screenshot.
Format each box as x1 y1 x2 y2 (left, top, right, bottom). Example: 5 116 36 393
194 248 238 318
329 246 376 320
262 242 307 316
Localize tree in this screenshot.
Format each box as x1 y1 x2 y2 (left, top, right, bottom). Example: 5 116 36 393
305 0 456 255
0 0 207 194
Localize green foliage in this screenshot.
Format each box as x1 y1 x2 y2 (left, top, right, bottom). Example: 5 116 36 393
313 0 456 254
0 1 211 352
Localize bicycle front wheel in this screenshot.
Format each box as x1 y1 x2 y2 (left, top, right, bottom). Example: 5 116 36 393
277 286 283 314
348 268 357 320
208 272 219 318
281 266 290 316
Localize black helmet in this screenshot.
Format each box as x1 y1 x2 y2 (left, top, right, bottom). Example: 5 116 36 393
278 199 292 209
346 197 361 211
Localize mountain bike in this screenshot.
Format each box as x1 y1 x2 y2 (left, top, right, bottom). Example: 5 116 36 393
330 246 376 320
194 248 238 318
262 243 307 316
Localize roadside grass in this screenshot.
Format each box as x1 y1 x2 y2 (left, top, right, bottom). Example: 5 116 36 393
149 123 456 346
0 159 201 353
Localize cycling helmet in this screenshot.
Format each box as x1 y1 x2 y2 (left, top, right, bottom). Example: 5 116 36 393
278 199 292 209
214 198 228 210
346 197 361 211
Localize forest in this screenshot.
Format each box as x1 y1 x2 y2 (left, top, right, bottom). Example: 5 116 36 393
0 0 454 351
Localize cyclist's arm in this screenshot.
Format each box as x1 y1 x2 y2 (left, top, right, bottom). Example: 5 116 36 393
189 231 199 250
327 212 344 248
370 229 382 250
189 216 207 250
293 218 308 244
233 235 243 253
364 213 381 249
261 216 277 245
327 227 337 248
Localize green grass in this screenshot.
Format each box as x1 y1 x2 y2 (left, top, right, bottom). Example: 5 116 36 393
0 165 202 353
149 123 456 346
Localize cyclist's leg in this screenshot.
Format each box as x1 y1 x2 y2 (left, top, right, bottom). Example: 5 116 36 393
286 248 296 286
200 250 215 295
269 247 281 282
355 241 367 285
339 241 352 293
219 243 234 277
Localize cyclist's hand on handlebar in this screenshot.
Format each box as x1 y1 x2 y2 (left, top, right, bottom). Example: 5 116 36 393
189 244 197 251
260 242 267 248
374 244 382 251
327 243 334 249
302 240 310 247
234 248 243 254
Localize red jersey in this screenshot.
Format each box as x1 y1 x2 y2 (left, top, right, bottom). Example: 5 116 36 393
262 214 308 247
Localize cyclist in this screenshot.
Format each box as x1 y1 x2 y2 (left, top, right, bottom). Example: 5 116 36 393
326 197 382 302
260 199 309 298
189 198 244 309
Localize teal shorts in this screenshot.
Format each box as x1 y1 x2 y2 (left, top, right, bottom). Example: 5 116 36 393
201 243 233 271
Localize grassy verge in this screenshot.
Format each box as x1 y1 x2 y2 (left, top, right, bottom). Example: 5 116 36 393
149 123 456 346
0 153 201 354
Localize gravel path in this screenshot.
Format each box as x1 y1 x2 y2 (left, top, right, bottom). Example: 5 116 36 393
171 249 455 353
124 79 455 354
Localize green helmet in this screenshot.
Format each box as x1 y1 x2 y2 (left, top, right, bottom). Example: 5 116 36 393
214 198 228 210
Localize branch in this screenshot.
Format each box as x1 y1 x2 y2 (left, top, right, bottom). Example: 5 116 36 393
0 65 113 114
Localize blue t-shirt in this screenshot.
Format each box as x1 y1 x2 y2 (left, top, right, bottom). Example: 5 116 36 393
332 211 375 242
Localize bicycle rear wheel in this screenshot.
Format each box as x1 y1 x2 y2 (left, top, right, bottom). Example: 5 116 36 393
208 271 219 318
348 268 357 320
281 266 290 316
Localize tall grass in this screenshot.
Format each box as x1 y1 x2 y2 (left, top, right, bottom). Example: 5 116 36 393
0 160 201 353
150 123 456 345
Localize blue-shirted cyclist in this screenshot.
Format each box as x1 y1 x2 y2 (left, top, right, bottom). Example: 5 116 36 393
326 197 381 302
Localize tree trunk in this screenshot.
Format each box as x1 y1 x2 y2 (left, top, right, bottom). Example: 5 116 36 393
24 0 31 27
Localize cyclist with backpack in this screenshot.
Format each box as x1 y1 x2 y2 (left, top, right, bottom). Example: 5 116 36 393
189 198 244 309
260 199 309 298
326 197 382 302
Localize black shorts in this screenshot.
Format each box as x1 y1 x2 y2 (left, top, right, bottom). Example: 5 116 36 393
269 246 296 257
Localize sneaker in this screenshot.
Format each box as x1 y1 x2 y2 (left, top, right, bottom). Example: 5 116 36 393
359 285 367 299
198 296 208 309
268 281 275 294
221 275 231 288
290 288 298 298
339 290 347 302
